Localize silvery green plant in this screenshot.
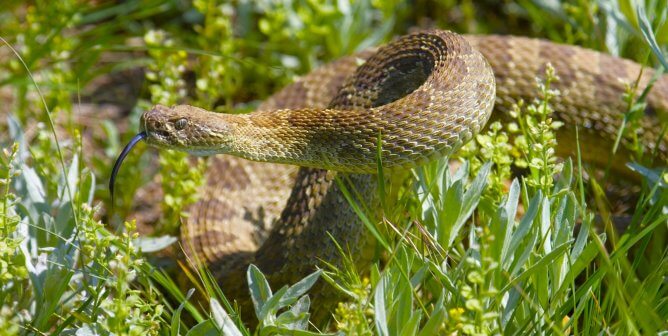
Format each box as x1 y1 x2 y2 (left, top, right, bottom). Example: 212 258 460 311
1 118 167 335
184 264 328 335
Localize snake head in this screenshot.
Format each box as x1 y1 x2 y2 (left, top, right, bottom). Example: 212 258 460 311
110 105 236 208
140 104 235 156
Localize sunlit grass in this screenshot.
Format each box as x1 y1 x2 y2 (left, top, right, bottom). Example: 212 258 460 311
0 0 666 334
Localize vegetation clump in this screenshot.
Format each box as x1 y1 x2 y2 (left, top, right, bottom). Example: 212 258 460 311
0 0 666 334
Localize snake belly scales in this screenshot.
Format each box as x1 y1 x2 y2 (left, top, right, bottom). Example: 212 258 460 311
113 30 668 311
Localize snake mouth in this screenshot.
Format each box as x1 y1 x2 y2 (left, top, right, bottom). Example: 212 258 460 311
109 132 147 206
143 129 171 147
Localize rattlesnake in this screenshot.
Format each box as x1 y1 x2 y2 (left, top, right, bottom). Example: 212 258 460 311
111 30 668 315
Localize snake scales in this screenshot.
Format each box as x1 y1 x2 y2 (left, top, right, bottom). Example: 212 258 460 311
112 30 668 315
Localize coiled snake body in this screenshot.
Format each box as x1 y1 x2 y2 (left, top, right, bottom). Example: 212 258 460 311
113 30 668 313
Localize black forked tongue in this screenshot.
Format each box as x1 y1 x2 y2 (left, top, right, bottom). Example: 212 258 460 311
109 132 147 210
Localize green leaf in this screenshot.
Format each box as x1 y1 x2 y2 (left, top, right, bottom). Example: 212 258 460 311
637 6 668 69
134 235 177 253
539 197 551 254
627 163 667 187
510 231 538 277
554 240 600 299
290 295 310 316
393 273 413 334
278 269 322 308
374 273 390 336
211 298 243 336
247 264 273 318
7 116 28 161
502 241 572 294
504 191 542 267
414 169 438 233
399 311 422 336
58 153 79 203
72 325 97 336
259 286 288 323
503 178 521 248
259 325 338 336
185 320 218 336
171 288 194 336
440 179 463 244
31 247 75 331
418 291 446 336
21 165 46 203
285 295 310 330
447 162 490 247
81 170 96 206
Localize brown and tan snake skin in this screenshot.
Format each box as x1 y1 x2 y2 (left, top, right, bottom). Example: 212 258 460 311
126 30 668 314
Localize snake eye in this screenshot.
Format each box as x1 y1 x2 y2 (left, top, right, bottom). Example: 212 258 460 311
174 118 187 130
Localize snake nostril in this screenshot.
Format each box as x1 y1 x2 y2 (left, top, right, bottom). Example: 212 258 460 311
140 110 155 125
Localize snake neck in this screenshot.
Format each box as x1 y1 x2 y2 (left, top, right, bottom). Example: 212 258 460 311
227 108 377 173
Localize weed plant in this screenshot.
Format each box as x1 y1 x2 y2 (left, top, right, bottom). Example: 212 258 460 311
0 0 666 334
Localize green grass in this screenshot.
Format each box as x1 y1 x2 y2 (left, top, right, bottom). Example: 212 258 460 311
1 0 667 335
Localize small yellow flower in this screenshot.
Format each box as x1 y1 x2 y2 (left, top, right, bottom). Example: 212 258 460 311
449 307 465 320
